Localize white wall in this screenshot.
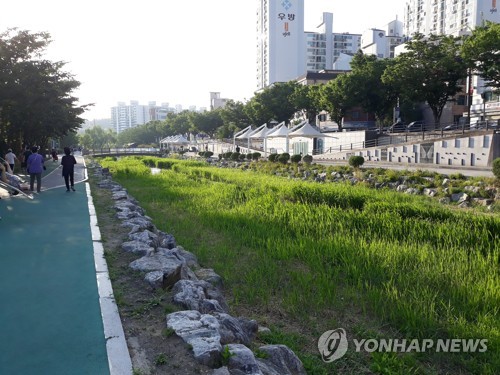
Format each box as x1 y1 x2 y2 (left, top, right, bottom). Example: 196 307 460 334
315 132 499 167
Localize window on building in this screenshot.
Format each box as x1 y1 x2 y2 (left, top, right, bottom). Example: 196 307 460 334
455 139 460 148
468 137 474 148
483 135 490 148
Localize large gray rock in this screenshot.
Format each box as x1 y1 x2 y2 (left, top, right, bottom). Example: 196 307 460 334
114 200 144 214
212 367 231 375
423 188 438 197
464 185 481 194
225 344 262 375
172 279 228 313
116 209 141 220
166 310 222 367
112 190 129 200
256 345 306 375
175 245 199 267
405 188 420 195
396 184 408 192
121 240 154 256
144 271 165 289
195 268 223 288
121 217 155 231
128 230 158 246
157 231 177 250
129 251 190 288
472 198 493 206
451 192 469 203
213 313 257 346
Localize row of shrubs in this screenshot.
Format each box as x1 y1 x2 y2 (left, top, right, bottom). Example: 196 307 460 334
210 151 316 165
215 152 262 161
189 149 499 182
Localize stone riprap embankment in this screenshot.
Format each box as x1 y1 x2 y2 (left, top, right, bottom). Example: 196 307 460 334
93 165 306 375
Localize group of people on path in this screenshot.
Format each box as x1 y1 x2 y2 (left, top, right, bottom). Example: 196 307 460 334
1 146 77 194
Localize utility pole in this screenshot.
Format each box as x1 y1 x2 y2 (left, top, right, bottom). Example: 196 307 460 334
467 67 472 125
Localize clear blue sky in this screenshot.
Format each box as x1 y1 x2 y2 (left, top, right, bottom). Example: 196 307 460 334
1 0 404 120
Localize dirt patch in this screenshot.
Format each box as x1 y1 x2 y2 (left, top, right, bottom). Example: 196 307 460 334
89 176 212 375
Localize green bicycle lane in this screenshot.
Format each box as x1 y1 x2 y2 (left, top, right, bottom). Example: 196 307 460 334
0 155 130 374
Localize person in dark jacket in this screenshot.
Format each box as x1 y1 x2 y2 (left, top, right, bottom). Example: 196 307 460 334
27 146 45 193
61 147 77 192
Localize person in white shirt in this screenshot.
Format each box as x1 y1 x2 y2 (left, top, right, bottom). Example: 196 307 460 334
4 149 18 173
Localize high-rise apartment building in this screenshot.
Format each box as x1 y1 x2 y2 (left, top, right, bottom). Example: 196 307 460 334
210 92 229 110
256 0 306 90
405 0 498 37
305 12 362 72
111 101 173 133
403 0 499 124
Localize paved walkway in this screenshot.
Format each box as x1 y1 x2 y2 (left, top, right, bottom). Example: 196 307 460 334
0 153 131 374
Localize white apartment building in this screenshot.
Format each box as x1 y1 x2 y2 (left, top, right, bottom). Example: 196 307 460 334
210 92 229 110
360 19 404 59
305 12 361 72
111 101 173 133
256 0 306 90
404 0 499 37
403 0 500 124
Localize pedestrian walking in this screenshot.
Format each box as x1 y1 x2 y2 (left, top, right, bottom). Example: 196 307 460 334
21 146 32 173
61 147 77 192
51 149 58 162
27 146 45 193
4 149 18 173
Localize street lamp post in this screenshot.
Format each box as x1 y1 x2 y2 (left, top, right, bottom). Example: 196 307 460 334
467 67 472 126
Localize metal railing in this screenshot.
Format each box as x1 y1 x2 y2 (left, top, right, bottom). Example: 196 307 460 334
318 123 498 156
85 147 162 156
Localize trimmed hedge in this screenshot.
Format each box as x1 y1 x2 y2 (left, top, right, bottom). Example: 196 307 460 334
349 155 365 169
493 157 500 180
302 154 313 164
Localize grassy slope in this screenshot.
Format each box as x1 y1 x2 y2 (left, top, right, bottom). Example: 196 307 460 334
99 157 500 375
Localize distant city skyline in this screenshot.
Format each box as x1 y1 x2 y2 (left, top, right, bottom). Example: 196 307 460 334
1 0 405 120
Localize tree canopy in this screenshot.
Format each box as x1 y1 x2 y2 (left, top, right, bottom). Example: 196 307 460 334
0 28 89 153
382 33 467 125
461 21 500 92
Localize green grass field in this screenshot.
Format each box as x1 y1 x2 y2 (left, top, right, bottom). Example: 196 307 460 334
97 157 499 374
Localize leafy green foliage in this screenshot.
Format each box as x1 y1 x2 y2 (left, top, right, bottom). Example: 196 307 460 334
289 84 323 125
461 21 500 91
268 153 278 162
0 29 87 150
252 152 261 161
244 82 299 125
319 74 357 130
80 126 117 150
348 155 365 169
302 154 313 164
154 353 167 366
349 52 397 126
198 151 213 158
382 33 466 125
290 154 302 163
220 345 234 366
493 157 500 180
277 153 290 164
